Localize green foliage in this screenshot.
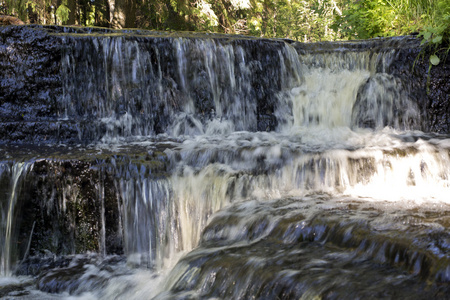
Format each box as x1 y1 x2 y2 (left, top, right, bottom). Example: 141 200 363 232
5 0 29 20
55 0 70 24
418 0 450 65
7 0 449 53
245 0 344 41
170 0 178 12
333 0 397 39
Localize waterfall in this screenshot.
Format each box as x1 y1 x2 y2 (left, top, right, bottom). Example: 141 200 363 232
0 162 31 276
59 34 421 144
0 27 448 299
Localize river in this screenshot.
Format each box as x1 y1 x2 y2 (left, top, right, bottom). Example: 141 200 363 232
0 28 449 299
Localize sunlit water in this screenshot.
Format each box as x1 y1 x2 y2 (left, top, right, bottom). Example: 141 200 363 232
0 34 449 299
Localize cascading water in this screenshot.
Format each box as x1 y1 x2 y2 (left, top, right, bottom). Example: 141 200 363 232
0 162 31 276
0 27 449 299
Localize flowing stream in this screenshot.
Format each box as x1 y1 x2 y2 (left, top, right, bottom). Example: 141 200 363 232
0 31 449 299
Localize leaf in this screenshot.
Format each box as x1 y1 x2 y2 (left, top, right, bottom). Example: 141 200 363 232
430 55 440 66
422 31 432 40
432 35 443 44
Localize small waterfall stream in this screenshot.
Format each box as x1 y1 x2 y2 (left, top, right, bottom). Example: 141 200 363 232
0 162 31 276
0 28 449 299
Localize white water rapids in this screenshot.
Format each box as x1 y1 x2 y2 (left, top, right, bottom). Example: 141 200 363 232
0 35 449 299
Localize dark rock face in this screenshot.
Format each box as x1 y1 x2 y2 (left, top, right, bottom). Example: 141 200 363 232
0 25 63 143
4 159 119 265
0 144 170 275
388 45 450 133
425 54 450 133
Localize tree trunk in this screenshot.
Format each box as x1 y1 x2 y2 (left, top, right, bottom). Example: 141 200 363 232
111 0 135 28
67 0 77 25
124 0 136 28
111 0 124 28
107 0 115 27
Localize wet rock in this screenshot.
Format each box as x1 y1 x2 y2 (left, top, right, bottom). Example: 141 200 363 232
35 254 127 295
0 283 28 298
388 44 450 133
160 196 450 299
0 147 170 269
0 25 62 144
